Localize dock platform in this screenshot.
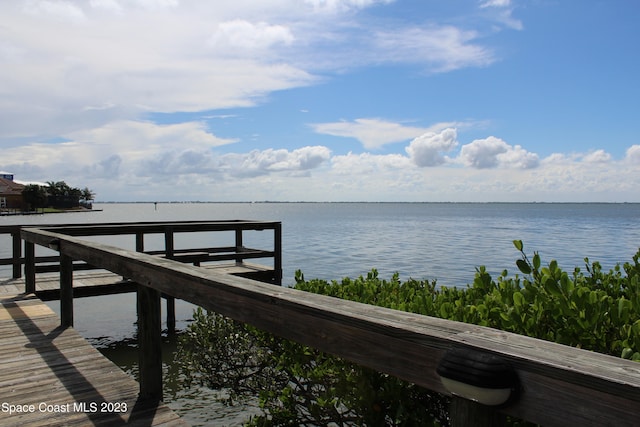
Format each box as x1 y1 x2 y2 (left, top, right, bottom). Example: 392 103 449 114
0 292 187 426
1 261 274 301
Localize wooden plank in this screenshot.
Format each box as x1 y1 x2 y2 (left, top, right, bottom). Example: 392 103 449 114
0 293 187 427
0 301 52 320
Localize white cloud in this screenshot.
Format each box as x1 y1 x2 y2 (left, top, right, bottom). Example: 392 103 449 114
209 20 295 52
89 0 123 13
66 120 237 158
479 0 523 30
459 136 539 169
0 1 508 143
312 119 459 150
218 146 331 178
23 0 87 23
331 151 411 175
373 25 494 72
131 0 179 9
582 149 612 163
2 120 237 181
0 2 317 138
496 144 540 169
304 0 394 13
7 126 638 202
625 145 640 163
406 128 458 167
480 0 511 8
459 137 509 168
3 119 332 197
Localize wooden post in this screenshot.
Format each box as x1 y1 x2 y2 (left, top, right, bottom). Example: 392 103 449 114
235 228 243 265
449 397 506 427
25 241 35 293
164 228 174 259
163 228 176 334
137 285 163 401
166 296 176 335
274 223 282 285
136 232 144 253
12 230 21 279
60 253 74 328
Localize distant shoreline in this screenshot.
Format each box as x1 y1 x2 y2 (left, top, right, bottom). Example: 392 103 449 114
0 207 102 216
93 200 640 205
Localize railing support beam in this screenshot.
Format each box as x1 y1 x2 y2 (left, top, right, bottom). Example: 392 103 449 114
25 241 35 293
60 253 74 327
235 228 243 265
12 230 21 279
163 228 177 334
166 296 176 335
137 284 163 401
449 397 506 427
274 223 282 285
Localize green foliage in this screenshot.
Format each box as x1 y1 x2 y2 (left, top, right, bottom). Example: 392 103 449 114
22 180 95 210
177 305 447 426
21 184 48 210
177 244 640 426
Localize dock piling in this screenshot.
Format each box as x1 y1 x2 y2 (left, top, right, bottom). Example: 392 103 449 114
60 252 73 327
137 284 163 401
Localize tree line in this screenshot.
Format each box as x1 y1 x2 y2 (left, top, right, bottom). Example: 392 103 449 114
22 180 95 211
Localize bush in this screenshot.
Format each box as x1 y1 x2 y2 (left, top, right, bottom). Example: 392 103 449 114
176 243 640 425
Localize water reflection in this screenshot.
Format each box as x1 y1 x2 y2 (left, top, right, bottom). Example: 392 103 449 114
96 332 261 427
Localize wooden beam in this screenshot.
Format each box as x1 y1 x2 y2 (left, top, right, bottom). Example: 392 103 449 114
11 229 21 279
235 228 243 264
137 284 163 401
164 227 174 259
24 241 35 293
136 231 144 252
60 252 74 327
450 397 506 427
274 222 282 285
166 296 176 335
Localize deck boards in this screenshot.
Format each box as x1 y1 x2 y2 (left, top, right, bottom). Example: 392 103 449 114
0 293 187 426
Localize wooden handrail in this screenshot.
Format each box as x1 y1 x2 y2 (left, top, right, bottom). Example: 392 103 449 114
19 227 640 427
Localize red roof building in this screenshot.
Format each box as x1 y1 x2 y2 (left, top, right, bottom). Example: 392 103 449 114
0 175 26 210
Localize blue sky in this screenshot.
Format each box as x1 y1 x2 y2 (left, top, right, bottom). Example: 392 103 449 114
1 0 639 202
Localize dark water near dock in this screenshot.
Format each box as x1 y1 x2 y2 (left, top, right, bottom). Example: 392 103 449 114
2 202 640 425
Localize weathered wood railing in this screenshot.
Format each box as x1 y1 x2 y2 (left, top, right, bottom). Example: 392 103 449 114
1 220 282 285
18 227 640 426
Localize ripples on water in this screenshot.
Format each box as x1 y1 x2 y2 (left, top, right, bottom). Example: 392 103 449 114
2 202 639 425
3 202 639 287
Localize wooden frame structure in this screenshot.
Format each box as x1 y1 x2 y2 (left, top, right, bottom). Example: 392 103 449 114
1 220 282 285
16 224 640 426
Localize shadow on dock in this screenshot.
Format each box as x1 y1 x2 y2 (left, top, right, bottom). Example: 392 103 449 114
0 293 186 426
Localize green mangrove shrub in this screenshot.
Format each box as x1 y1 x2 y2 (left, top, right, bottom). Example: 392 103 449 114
176 243 640 426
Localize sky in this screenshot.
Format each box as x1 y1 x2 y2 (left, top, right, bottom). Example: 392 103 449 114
1 0 639 202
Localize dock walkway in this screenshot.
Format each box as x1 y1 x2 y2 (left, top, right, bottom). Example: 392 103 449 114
0 291 187 426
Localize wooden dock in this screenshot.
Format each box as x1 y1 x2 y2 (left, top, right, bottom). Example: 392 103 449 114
0 292 187 426
3 221 639 426
1 262 274 301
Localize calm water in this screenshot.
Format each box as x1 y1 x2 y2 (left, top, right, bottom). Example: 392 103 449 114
2 202 640 425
